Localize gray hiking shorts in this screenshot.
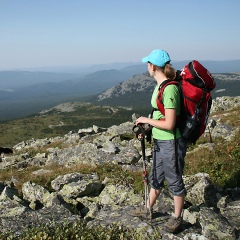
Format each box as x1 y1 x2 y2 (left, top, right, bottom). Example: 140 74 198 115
149 138 187 196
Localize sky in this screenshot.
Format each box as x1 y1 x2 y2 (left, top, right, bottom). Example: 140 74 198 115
0 0 240 70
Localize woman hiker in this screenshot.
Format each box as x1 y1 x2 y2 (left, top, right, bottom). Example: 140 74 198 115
129 49 187 233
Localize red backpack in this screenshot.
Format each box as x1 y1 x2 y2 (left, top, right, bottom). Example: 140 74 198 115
157 60 216 144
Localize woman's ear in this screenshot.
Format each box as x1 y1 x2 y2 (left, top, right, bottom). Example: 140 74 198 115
152 64 157 71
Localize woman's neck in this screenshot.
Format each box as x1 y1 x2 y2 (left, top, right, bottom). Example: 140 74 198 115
154 71 168 85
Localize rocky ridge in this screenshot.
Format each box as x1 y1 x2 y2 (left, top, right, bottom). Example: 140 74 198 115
97 72 152 101
97 72 240 102
0 96 240 239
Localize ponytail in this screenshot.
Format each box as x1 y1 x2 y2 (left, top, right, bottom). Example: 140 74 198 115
163 63 176 80
154 63 176 80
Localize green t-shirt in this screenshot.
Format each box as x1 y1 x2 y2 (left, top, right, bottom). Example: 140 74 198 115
151 84 181 140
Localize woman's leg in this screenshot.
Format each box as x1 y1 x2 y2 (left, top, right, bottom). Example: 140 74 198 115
174 193 185 217
147 188 161 208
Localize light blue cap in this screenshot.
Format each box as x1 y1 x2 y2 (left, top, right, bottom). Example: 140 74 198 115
142 49 171 67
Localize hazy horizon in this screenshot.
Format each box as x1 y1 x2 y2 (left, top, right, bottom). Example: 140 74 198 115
1 59 240 73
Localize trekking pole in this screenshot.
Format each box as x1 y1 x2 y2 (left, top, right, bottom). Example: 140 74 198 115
133 124 152 222
208 119 216 143
140 133 152 222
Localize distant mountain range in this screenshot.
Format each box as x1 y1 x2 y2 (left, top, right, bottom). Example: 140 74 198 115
0 60 239 121
13 59 240 74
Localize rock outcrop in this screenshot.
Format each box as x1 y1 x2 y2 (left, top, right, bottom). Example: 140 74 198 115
0 96 240 239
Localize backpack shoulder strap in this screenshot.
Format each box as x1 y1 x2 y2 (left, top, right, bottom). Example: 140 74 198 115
157 79 178 116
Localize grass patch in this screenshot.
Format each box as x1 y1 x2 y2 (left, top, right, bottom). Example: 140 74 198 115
184 107 240 186
0 104 147 147
185 131 240 188
1 162 144 196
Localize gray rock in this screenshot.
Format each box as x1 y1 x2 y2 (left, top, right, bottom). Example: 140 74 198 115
98 184 142 206
51 172 85 191
199 207 236 240
220 200 240 231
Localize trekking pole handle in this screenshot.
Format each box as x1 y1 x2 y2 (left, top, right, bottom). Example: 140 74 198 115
132 124 145 141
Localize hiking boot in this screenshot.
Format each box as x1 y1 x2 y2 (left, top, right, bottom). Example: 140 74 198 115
164 213 182 233
128 205 152 219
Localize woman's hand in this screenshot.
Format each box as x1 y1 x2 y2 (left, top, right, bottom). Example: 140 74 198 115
136 108 176 131
136 116 149 126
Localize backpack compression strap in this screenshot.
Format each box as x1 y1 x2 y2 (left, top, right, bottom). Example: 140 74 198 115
157 79 178 116
155 80 180 144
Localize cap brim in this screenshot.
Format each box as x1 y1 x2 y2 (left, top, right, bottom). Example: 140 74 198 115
142 56 149 63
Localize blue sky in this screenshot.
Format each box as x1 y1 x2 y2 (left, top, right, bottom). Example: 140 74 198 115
0 0 239 70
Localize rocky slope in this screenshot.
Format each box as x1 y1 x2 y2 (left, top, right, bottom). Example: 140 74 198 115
0 96 240 239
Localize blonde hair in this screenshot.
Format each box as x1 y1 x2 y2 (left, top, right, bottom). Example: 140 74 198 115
150 62 177 80
163 63 176 80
